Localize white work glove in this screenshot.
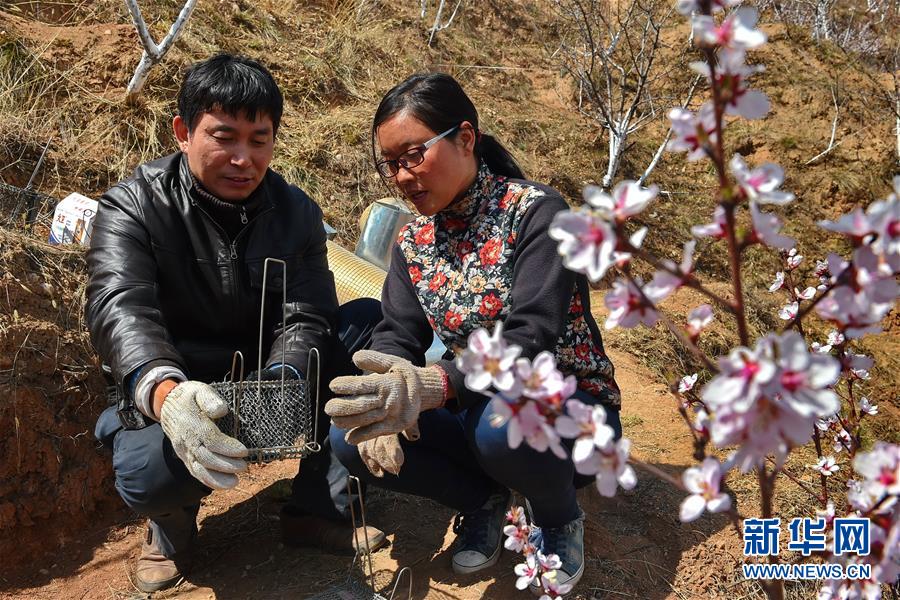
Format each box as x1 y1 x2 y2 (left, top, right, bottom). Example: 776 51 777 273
326 350 445 445
358 434 405 478
160 381 248 490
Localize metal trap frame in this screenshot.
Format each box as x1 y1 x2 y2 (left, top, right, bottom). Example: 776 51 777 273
307 476 413 600
211 258 322 463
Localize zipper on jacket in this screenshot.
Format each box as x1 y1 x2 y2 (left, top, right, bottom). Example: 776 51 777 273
240 208 248 224
230 242 238 260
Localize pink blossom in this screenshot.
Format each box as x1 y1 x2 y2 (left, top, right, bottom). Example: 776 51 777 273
702 333 839 471
693 51 769 120
514 554 539 589
590 438 637 497
556 399 616 474
691 205 727 239
858 397 878 416
768 271 785 292
729 154 794 204
816 284 894 339
786 248 804 270
694 407 710 436
687 304 714 337
679 457 732 522
693 6 767 49
819 207 877 242
868 184 900 272
584 180 659 222
457 324 521 393
605 278 660 329
537 552 562 572
778 301 798 321
810 455 839 476
515 352 576 402
833 429 852 454
749 201 795 249
644 240 696 302
537 571 573 600
853 442 900 500
679 373 699 393
612 226 648 267
764 332 841 419
504 523 529 552
667 102 717 161
490 399 567 459
549 208 618 282
795 286 816 300
676 0 740 16
827 330 845 347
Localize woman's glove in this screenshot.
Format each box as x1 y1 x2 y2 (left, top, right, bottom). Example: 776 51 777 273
160 381 249 489
358 434 405 477
326 350 445 445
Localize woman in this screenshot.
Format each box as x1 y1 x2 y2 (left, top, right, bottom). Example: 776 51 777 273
325 73 620 592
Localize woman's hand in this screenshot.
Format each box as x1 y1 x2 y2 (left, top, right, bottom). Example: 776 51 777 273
326 350 444 444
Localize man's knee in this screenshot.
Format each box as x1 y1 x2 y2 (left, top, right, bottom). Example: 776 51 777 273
110 423 210 516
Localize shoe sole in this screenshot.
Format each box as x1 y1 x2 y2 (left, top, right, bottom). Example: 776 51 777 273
135 574 184 594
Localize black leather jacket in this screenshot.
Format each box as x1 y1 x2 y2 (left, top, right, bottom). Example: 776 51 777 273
86 152 338 391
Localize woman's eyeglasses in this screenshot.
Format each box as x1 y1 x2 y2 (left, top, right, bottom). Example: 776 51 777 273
376 125 459 178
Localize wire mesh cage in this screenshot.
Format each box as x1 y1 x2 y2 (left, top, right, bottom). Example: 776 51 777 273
0 180 56 231
307 477 413 600
211 258 322 463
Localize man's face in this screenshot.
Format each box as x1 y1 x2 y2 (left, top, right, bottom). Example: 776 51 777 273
173 109 275 202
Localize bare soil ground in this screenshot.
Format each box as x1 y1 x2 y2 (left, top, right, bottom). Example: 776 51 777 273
2 346 733 600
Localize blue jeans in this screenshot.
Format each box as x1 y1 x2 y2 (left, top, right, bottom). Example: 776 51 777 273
94 298 382 559
330 389 621 528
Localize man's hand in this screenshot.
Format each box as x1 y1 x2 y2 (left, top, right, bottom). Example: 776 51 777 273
325 350 444 445
358 434 405 477
159 381 248 489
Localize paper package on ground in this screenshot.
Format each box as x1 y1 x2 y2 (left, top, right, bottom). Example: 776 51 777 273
49 192 98 245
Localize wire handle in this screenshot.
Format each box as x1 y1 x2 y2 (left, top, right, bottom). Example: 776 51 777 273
306 346 322 454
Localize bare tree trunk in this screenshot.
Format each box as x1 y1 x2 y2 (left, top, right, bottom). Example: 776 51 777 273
125 0 199 100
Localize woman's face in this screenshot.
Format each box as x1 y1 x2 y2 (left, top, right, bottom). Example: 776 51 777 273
375 111 477 217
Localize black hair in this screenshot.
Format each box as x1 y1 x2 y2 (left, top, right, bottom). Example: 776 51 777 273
177 53 284 136
371 72 524 180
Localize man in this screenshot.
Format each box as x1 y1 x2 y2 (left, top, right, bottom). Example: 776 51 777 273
87 53 385 594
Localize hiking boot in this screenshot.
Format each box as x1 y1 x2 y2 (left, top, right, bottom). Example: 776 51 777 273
527 509 585 596
280 506 387 555
450 490 511 575
134 526 188 593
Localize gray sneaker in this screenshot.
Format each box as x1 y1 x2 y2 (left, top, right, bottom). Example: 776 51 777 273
450 491 511 574
527 509 585 596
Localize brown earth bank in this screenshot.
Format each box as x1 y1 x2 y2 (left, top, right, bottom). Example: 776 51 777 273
0 231 121 573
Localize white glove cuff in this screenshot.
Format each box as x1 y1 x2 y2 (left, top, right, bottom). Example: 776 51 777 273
135 366 187 420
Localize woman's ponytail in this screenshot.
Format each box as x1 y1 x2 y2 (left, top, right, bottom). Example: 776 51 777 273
476 133 524 180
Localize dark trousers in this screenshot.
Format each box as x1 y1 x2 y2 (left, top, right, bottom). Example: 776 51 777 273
330 389 622 528
95 298 381 559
